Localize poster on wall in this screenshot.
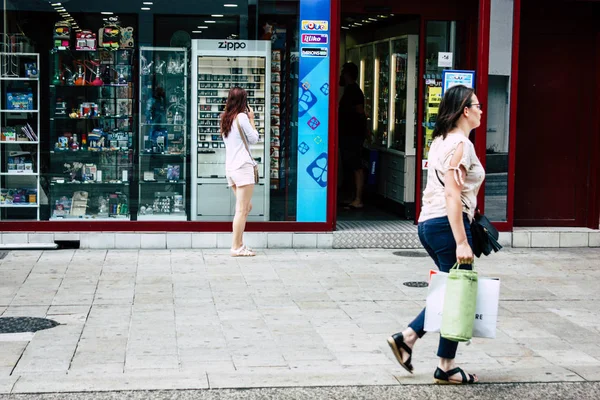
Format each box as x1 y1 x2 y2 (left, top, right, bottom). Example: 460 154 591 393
296 0 331 222
442 70 476 95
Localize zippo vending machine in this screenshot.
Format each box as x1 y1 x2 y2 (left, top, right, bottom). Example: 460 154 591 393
191 40 271 221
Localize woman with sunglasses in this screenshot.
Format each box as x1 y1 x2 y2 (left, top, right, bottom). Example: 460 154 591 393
387 85 485 384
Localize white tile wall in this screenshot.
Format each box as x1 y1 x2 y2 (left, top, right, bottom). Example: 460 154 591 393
589 232 600 248
217 233 233 249
498 232 512 247
292 233 318 249
54 233 80 241
140 234 166 249
28 233 55 243
267 233 293 248
559 232 589 248
192 233 218 248
317 233 334 249
81 233 115 249
530 232 560 248
167 233 192 249
1 233 29 244
244 233 268 249
512 231 530 248
115 233 141 249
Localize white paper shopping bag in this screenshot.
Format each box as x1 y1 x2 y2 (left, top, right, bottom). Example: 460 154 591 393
424 272 447 333
424 271 500 339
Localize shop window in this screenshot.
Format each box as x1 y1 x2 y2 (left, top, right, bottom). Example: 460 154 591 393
0 0 331 223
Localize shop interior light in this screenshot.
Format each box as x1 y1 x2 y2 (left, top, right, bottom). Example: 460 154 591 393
197 26 208 29
143 2 154 4
368 18 377 21
224 4 238 7
51 3 62 6
205 20 216 23
192 30 202 33
141 7 151 10
101 12 114 15
211 14 224 17
342 26 350 30
56 8 66 11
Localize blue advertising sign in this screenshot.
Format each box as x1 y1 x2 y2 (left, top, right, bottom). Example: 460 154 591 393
442 70 476 95
297 0 331 222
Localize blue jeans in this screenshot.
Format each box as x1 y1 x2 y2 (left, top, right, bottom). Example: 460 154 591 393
409 214 473 360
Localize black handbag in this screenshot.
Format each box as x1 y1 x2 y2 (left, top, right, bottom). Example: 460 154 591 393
435 170 502 258
470 211 502 258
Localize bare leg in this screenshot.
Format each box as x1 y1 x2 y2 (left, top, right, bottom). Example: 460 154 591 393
350 168 365 207
232 184 254 250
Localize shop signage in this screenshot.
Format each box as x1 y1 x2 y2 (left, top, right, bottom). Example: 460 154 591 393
301 47 328 57
217 41 247 50
301 20 329 31
438 52 453 68
442 70 476 95
301 34 329 44
297 0 331 222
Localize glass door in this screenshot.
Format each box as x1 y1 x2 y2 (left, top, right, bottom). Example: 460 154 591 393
374 41 390 147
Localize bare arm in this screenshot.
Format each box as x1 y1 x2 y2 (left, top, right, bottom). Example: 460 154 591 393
444 142 474 264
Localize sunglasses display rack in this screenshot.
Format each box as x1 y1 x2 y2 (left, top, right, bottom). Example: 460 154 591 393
191 40 271 221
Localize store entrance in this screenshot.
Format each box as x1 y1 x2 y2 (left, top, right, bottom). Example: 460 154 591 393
336 7 468 226
337 13 419 223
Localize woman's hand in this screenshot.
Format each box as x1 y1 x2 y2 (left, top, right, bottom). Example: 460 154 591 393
456 240 474 265
247 105 255 121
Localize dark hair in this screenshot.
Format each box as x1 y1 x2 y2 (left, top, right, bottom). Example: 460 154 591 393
432 85 475 139
220 87 248 137
342 62 359 81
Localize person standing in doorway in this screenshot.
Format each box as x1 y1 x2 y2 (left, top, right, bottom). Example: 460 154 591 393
338 62 368 210
387 85 485 384
221 87 259 257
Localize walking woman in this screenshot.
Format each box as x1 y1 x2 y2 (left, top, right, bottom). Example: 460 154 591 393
387 85 485 384
221 87 259 257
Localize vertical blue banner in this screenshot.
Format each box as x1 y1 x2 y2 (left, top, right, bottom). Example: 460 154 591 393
296 0 331 222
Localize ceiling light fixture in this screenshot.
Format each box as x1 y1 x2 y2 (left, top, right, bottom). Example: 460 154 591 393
205 20 216 23
101 11 114 15
192 30 202 33
211 14 224 17
224 4 238 7
342 26 350 30
143 1 153 4
368 18 377 21
51 3 62 6
197 26 208 29
141 7 151 10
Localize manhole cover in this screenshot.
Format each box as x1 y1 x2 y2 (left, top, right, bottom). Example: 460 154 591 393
0 251 7 260
403 281 429 288
393 251 428 258
0 317 60 334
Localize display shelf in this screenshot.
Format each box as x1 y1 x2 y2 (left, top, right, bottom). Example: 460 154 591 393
1 52 41 221
49 48 135 221
191 40 270 221
139 46 188 221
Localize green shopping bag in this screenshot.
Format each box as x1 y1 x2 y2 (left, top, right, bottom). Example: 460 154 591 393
440 262 478 342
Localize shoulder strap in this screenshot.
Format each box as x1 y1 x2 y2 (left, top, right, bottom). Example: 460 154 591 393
235 116 253 160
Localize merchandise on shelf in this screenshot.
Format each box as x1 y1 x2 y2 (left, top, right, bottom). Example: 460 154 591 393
53 21 71 51
0 188 37 204
6 90 33 110
76 30 97 51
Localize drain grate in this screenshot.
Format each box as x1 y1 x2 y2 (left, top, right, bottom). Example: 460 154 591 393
0 317 60 334
0 251 7 260
403 281 429 288
393 251 428 258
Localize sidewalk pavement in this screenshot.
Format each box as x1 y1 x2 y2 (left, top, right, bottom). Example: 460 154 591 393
0 247 599 394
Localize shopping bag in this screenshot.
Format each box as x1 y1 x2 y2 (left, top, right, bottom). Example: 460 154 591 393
440 263 478 342
424 271 500 339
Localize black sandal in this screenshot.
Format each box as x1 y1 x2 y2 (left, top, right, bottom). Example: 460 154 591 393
434 367 478 384
387 333 414 374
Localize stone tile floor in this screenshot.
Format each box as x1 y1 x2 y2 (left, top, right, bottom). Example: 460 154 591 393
0 247 599 394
